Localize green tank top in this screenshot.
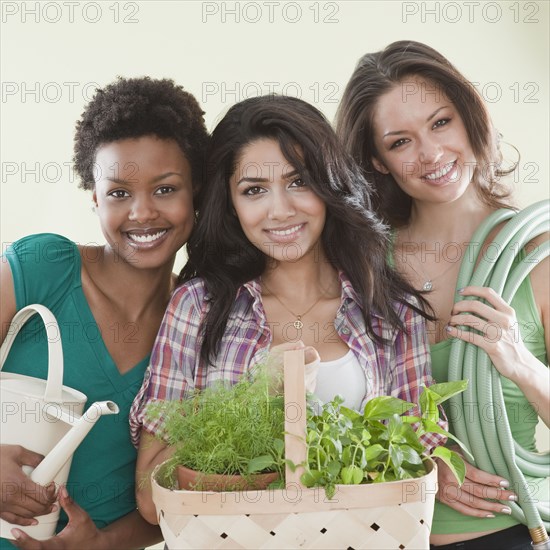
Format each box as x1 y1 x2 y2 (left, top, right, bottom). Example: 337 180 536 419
430 259 548 535
1 234 149 549
388 231 548 535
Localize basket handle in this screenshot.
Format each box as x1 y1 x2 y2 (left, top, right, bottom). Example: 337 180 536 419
283 349 307 488
0 304 64 403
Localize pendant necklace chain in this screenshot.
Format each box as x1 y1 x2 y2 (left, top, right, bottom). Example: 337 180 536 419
404 227 460 292
261 279 324 330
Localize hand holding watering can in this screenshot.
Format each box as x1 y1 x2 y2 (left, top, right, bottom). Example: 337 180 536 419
0 305 119 540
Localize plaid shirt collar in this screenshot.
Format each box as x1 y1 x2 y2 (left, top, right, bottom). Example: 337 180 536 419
238 270 384 320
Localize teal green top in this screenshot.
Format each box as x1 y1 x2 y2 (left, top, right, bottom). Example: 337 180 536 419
430 269 548 535
1 234 149 549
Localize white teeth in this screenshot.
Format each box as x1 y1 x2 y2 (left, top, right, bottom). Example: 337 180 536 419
269 225 303 236
127 230 167 243
425 162 455 180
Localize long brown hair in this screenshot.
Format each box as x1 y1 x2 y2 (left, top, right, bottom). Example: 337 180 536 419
335 40 515 226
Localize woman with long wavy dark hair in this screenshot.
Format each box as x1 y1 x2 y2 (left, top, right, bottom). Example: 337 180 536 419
336 40 549 549
130 94 445 524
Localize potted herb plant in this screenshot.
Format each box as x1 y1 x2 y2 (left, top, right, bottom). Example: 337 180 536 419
145 369 286 491
299 381 470 498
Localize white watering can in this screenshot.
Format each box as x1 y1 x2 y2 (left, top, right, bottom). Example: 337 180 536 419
0 304 119 540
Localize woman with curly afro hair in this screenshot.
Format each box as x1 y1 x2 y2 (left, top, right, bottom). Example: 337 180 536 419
0 76 208 549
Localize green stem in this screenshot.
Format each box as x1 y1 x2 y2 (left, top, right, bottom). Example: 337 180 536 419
384 444 392 475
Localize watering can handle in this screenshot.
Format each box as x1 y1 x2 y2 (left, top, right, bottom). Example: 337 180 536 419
0 304 64 403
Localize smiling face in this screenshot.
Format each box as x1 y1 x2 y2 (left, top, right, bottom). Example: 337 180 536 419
93 136 194 270
229 138 326 264
371 77 478 206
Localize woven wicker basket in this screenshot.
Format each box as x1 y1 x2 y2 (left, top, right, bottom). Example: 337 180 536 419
151 350 438 549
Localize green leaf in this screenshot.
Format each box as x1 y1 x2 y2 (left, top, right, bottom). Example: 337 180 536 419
363 396 415 420
340 406 361 421
350 465 364 484
400 424 425 453
326 460 341 478
247 455 275 474
387 415 407 443
341 465 364 485
422 419 474 463
427 381 468 405
389 445 403 468
431 447 466 485
301 469 323 487
365 419 387 435
401 415 421 424
420 388 439 423
342 446 352 466
398 445 423 465
364 444 385 462
273 438 284 455
340 466 352 484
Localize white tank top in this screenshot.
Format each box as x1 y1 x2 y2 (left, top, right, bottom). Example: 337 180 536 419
313 349 367 412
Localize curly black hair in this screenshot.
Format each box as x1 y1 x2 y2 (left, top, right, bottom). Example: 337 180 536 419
73 76 209 192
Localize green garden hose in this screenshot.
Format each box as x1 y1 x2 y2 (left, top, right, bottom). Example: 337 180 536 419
447 200 550 546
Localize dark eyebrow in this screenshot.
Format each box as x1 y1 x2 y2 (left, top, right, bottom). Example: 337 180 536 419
426 106 447 122
236 176 268 186
236 169 300 186
283 169 300 179
106 172 183 185
106 178 130 185
383 106 449 138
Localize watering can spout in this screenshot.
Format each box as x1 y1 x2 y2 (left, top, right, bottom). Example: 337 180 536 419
30 401 119 486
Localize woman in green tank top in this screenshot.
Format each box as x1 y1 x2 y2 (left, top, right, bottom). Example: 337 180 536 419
336 41 549 549
0 77 209 549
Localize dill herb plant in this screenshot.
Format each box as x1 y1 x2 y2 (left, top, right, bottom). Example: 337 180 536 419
145 369 286 488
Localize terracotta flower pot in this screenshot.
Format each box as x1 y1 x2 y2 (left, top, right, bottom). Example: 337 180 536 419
177 465 280 492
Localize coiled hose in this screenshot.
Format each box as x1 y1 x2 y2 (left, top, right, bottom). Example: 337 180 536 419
448 199 550 546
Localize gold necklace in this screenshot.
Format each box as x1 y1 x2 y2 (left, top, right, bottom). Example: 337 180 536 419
261 280 325 330
403 228 460 291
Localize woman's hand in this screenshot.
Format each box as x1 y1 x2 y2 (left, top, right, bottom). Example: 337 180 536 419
446 286 531 381
265 341 320 394
0 445 57 526
436 450 518 518
10 487 105 550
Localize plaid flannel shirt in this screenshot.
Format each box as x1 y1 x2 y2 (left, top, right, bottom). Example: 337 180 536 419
129 272 447 450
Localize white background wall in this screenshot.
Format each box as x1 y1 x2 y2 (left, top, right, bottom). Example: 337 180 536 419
1 0 548 454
